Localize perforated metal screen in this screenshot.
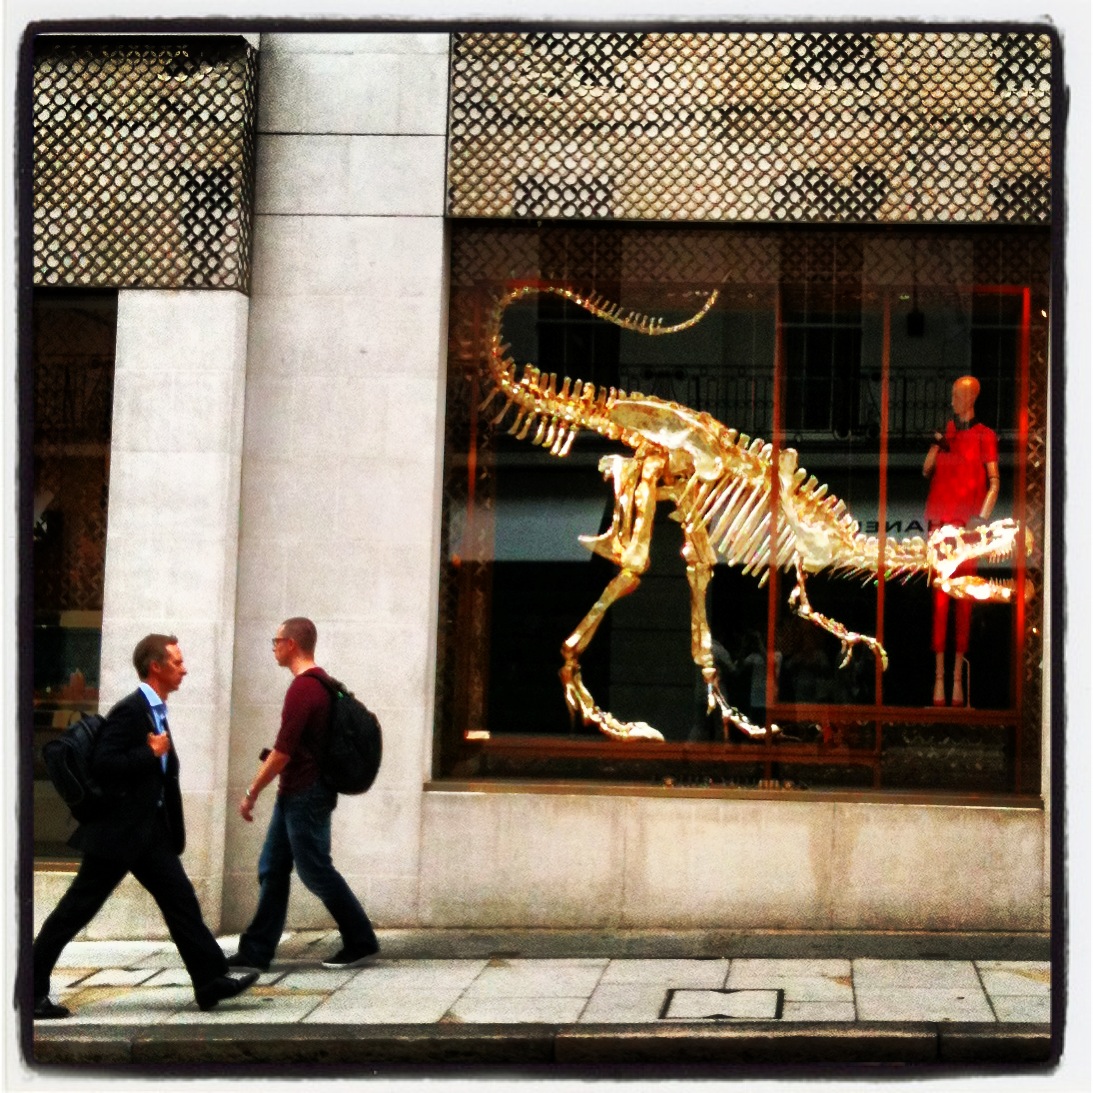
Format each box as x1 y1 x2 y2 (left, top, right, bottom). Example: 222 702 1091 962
447 30 1053 224
32 36 258 289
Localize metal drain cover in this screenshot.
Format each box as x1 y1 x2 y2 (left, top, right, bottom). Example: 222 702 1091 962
660 988 785 1021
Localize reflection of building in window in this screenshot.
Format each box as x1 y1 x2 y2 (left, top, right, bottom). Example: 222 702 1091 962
32 290 117 859
781 235 864 439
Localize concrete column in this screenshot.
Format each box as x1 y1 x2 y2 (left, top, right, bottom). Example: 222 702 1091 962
221 32 450 933
63 289 250 937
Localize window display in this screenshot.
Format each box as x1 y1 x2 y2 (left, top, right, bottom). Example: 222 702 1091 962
436 223 1047 796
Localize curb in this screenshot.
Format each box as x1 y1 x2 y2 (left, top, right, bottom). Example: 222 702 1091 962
31 1021 1056 1071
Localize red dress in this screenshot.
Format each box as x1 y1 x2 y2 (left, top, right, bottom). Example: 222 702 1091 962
926 419 998 530
925 418 998 655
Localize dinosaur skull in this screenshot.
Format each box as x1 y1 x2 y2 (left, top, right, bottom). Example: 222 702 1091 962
926 519 1034 603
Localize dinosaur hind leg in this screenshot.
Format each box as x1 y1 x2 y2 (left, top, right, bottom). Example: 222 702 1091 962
682 532 775 740
562 453 665 742
789 553 888 670
560 568 661 741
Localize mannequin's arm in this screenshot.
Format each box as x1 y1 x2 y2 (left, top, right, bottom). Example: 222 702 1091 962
980 460 1000 520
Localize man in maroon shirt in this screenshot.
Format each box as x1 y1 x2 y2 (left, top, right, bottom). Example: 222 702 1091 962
228 617 379 970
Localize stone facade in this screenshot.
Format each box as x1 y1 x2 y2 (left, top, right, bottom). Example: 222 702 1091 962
32 30 1052 940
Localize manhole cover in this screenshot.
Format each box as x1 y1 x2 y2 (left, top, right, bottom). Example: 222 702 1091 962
660 988 785 1021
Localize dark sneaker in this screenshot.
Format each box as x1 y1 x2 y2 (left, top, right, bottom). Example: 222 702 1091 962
321 942 379 969
226 952 269 972
33 996 70 1020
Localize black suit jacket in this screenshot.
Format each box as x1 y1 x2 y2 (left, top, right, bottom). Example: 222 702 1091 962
69 688 186 862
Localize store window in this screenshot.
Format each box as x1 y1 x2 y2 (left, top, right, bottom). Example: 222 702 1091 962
30 289 116 858
434 223 1047 796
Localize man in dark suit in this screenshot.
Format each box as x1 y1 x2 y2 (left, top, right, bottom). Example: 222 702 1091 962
32 633 258 1018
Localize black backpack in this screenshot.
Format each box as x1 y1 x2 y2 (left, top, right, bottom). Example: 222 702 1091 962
310 673 382 795
41 713 107 822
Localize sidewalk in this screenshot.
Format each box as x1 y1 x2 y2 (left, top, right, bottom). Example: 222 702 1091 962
27 929 1056 1072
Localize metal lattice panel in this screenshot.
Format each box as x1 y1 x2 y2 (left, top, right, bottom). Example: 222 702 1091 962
33 36 258 289
448 30 1053 224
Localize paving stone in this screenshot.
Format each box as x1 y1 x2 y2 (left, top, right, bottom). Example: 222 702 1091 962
781 1001 857 1022
303 986 469 1024
855 987 995 1023
852 959 981 990
57 986 193 1024
728 958 854 1001
579 984 672 1023
976 960 1051 996
991 995 1051 1023
446 994 587 1024
165 988 326 1024
463 959 607 998
79 969 159 988
600 958 728 988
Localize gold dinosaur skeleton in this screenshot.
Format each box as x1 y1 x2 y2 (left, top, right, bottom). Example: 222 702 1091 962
481 282 1033 742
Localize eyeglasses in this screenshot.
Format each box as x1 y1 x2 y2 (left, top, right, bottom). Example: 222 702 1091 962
271 637 291 647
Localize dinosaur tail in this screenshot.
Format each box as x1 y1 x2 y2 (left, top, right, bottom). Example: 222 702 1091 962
481 282 718 456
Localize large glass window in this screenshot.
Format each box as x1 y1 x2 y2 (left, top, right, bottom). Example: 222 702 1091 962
30 289 116 858
435 224 1048 796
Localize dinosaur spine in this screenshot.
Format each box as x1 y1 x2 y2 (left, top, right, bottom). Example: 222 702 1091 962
483 282 718 456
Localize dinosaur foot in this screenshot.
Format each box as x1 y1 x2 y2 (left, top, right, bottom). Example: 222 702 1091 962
561 666 665 742
707 683 779 740
837 636 888 671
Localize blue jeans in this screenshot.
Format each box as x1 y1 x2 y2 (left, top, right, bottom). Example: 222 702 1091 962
237 781 376 965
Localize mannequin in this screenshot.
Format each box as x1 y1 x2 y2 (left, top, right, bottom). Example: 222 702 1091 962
922 376 1000 706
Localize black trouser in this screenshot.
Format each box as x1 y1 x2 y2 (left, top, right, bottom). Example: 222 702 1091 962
33 814 228 999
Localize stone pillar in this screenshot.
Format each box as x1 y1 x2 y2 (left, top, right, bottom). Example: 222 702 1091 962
221 32 450 932
87 288 249 936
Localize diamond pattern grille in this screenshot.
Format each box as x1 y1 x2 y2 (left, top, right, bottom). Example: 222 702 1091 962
448 30 1053 224
33 36 258 289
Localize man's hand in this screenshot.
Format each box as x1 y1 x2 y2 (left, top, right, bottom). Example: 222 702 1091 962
148 731 171 758
239 794 255 822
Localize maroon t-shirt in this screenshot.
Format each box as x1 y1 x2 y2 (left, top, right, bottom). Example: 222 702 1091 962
272 668 332 795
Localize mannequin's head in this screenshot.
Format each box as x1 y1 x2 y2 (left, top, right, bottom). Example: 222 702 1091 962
951 375 980 420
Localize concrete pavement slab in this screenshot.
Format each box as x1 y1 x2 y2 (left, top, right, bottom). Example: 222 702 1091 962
302 985 471 1024
780 1000 857 1022
991 995 1052 1022
599 957 728 987
579 983 680 1023
852 957 982 989
446 994 589 1023
855 986 995 1022
976 959 1051 995
727 957 854 1001
462 958 607 998
165 987 326 1024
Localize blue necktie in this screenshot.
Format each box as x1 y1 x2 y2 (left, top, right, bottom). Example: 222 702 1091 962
155 708 168 774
